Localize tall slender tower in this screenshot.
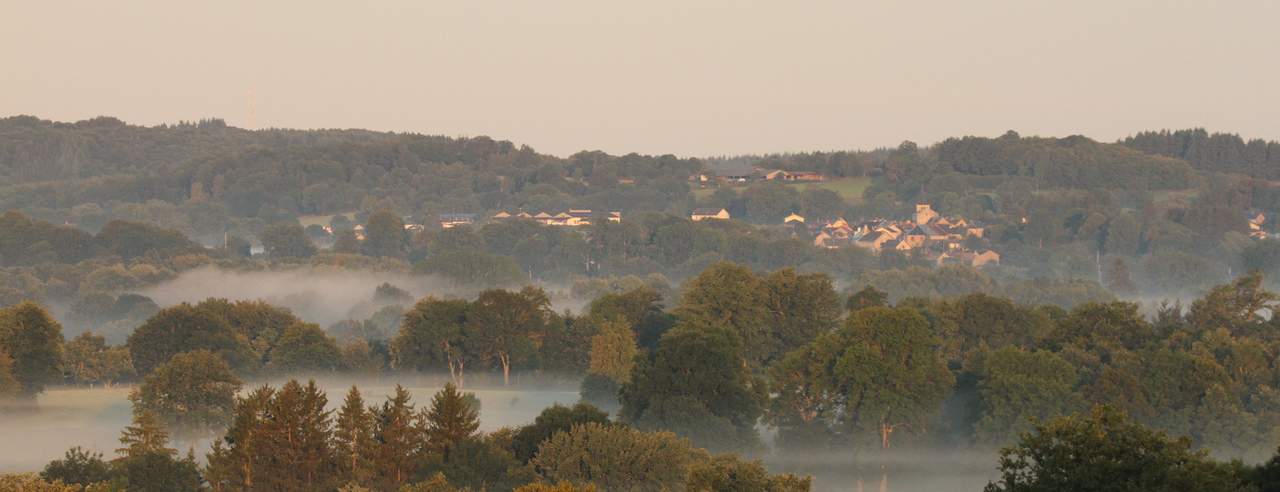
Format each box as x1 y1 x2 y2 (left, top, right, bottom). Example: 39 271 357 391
247 87 257 131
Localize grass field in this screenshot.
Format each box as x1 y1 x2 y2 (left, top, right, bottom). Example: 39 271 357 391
299 212 356 228
691 177 877 204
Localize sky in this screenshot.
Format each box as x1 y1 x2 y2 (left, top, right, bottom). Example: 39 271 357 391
2 1 1278 158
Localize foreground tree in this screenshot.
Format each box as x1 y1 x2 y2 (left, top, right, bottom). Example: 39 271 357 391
205 385 274 491
256 379 337 491
685 453 812 492
421 382 481 456
531 423 706 492
0 473 82 492
129 349 244 443
417 429 534 491
984 405 1252 492
334 386 377 488
512 402 613 464
40 447 110 486
113 410 203 492
372 385 420 491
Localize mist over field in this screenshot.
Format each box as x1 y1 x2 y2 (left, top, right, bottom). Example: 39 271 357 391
1 380 997 492
130 267 594 329
0 376 580 472
134 267 448 327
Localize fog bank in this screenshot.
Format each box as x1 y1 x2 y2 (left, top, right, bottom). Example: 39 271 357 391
135 267 451 327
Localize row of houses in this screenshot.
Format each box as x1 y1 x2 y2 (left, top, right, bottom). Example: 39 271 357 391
490 210 621 227
693 167 827 182
812 205 999 267
689 204 999 267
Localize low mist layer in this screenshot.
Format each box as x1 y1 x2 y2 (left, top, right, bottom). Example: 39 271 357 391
135 267 448 327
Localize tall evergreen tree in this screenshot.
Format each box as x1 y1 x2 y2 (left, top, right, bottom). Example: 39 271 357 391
205 385 274 491
258 379 337 491
334 386 377 488
117 410 176 457
372 384 420 492
421 382 481 457
113 409 203 492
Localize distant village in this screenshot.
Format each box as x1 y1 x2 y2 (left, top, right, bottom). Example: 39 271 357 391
691 203 998 268
278 167 1014 269
353 167 1004 268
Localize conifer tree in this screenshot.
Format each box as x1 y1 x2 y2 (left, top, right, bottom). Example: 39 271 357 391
421 382 480 457
117 410 176 457
113 410 203 492
335 386 378 488
205 385 274 491
372 384 420 491
258 379 336 491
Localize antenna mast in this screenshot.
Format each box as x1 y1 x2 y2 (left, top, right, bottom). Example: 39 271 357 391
247 87 256 131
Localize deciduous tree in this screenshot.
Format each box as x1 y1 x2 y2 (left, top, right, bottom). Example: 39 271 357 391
531 423 706 492
0 301 65 399
129 349 244 443
620 323 765 452
257 222 318 259
984 405 1251 492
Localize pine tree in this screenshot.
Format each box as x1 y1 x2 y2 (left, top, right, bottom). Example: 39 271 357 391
205 385 274 491
334 386 377 488
421 382 480 457
258 379 337 491
117 410 176 457
113 409 203 492
372 384 420 491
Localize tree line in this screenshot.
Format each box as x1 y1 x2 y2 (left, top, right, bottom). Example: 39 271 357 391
30 370 810 492
10 259 1280 489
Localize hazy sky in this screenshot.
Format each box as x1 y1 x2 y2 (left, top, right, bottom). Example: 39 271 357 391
3 1 1278 158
